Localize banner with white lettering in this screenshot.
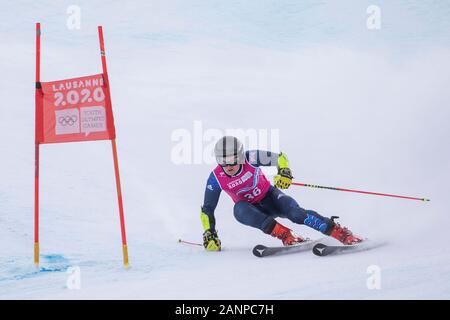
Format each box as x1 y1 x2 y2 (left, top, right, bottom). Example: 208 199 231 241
37 73 116 144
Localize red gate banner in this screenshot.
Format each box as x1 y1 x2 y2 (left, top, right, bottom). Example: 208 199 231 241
36 73 116 144
34 23 129 268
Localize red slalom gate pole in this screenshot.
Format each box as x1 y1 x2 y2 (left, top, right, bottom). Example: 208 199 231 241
98 26 129 268
291 182 430 202
34 22 41 266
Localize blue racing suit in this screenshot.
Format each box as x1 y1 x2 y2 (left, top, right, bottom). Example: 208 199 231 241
201 150 334 235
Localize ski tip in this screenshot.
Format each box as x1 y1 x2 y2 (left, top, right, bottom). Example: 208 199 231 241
312 243 328 257
252 245 267 258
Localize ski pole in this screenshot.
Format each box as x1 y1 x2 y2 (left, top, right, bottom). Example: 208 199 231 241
178 239 203 246
291 182 430 202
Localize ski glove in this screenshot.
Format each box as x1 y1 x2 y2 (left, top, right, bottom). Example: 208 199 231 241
200 209 221 251
203 229 221 251
274 153 293 189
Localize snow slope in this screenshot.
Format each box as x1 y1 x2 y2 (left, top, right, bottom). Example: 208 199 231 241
1 0 450 299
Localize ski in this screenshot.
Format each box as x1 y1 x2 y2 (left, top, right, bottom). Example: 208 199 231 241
312 239 383 257
253 238 325 258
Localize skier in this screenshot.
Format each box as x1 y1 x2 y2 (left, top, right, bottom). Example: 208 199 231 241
200 136 363 251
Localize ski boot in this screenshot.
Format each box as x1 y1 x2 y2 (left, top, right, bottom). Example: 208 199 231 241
328 216 363 245
271 222 306 246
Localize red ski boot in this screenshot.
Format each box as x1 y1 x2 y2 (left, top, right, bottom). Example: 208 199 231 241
270 222 305 246
329 222 363 245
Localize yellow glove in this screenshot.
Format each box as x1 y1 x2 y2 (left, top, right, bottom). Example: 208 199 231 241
274 153 293 189
203 229 221 251
200 209 221 251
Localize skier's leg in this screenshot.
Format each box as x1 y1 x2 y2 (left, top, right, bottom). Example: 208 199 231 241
260 187 362 244
233 201 276 234
263 186 335 235
234 200 305 245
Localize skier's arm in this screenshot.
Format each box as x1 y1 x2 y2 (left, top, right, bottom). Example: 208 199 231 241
274 153 294 189
200 172 222 251
201 172 222 230
246 150 294 189
245 150 292 170
245 150 280 167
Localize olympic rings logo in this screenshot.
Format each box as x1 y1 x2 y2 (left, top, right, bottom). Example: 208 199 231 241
58 115 78 126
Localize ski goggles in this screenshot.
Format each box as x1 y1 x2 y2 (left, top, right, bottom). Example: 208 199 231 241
217 155 240 167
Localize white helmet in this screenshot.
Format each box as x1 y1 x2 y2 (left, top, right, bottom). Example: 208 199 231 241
214 136 245 166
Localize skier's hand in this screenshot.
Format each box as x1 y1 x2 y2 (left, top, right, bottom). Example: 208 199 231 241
203 229 221 251
274 153 293 189
274 168 293 189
